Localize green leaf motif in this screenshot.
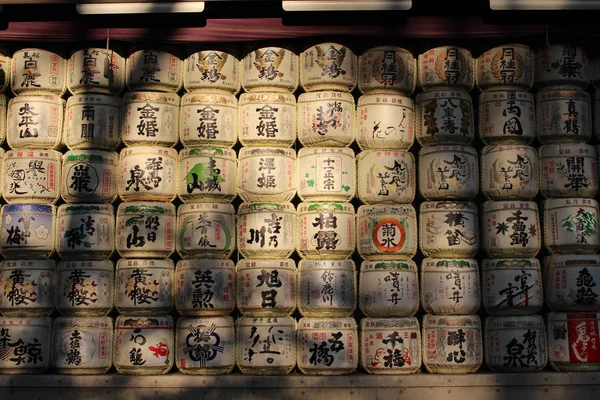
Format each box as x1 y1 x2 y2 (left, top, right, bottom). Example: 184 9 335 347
496 222 509 236
307 180 315 187
342 185 351 192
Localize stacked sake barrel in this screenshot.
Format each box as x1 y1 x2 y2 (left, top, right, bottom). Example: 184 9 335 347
536 45 600 372
355 46 422 375
476 44 548 372
416 46 483 374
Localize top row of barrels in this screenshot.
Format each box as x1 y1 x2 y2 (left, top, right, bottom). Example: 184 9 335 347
0 43 597 96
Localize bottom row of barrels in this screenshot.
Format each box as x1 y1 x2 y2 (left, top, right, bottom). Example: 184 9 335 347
0 313 597 375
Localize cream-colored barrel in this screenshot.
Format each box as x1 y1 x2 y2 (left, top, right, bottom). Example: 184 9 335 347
56 204 114 260
481 258 543 316
478 91 535 145
174 259 235 317
416 90 474 145
544 198 600 254
359 260 419 318
238 147 296 202
178 147 237 203
121 91 179 147
421 258 480 315
476 44 534 91
297 91 355 147
0 204 56 259
298 260 356 317
61 150 118 203
300 42 357 92
183 50 240 94
360 317 421 374
297 147 356 202
356 94 415 150
238 92 296 147
485 315 547 372
358 46 416 95
482 201 541 258
237 202 295 259
0 317 52 374
0 259 55 316
7 94 64 150
545 254 600 311
176 203 235 259
115 202 176 259
51 316 114 374
537 89 592 143
297 202 355 260
115 259 173 316
11 48 66 96
236 259 297 317
297 317 358 375
357 204 418 260
481 144 539 200
536 44 590 89
418 145 479 200
419 201 478 258
0 53 10 94
539 143 598 198
68 48 125 95
113 315 174 375
3 149 61 204
126 49 182 92
179 92 237 149
236 316 297 375
63 94 121 151
56 260 114 317
356 150 416 204
241 47 298 93
422 314 482 374
547 312 600 371
418 46 474 92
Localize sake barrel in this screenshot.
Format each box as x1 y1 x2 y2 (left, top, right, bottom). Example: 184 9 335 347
6 94 64 150
126 48 182 92
421 258 480 315
481 144 539 200
238 147 296 203
418 46 474 92
300 42 357 92
174 259 235 317
176 316 235 375
357 204 418 260
183 50 240 94
179 92 238 149
56 260 114 317
418 145 479 200
0 204 56 259
416 90 474 145
236 259 297 317
113 315 174 375
359 260 419 318
360 317 421 374
297 91 355 147
356 149 416 204
476 44 534 91
297 317 358 375
118 146 178 202
544 198 600 254
236 316 297 375
297 147 356 202
419 201 479 258
11 48 66 96
537 89 592 143
0 317 52 374
485 315 547 372
176 203 236 259
356 93 415 150
298 260 356 317
3 149 61 204
482 201 541 258
481 258 543 316
358 46 416 95
539 143 598 198
0 94 6 144
297 202 355 260
115 202 176 259
56 204 114 260
0 53 10 94
115 259 173 316
241 47 298 93
547 312 600 371
0 260 55 316
478 90 535 144
67 47 125 95
545 254 600 311
61 150 118 203
52 316 113 374
536 44 590 89
238 92 296 147
178 147 237 203
422 314 482 374
63 94 121 151
237 202 295 259
121 91 179 147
